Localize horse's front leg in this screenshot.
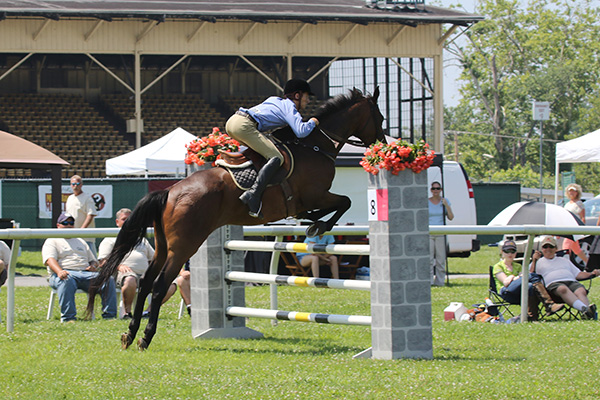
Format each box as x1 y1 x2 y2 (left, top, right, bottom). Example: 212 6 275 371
304 193 351 237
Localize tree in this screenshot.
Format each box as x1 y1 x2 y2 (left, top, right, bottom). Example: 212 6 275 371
445 0 600 191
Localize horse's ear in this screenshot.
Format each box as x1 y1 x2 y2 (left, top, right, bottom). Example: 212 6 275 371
373 86 380 102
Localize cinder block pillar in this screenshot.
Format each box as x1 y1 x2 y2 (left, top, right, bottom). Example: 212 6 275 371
190 225 263 339
368 169 432 359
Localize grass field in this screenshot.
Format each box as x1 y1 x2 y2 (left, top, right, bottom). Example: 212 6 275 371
3 248 600 399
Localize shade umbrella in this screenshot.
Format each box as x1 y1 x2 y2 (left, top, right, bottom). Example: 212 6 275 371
488 201 585 240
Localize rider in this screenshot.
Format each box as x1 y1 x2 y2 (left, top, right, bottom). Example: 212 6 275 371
225 78 320 218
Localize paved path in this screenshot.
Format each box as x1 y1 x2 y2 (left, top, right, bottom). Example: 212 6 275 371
10 274 487 287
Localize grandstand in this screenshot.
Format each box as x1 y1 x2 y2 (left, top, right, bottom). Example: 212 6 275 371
0 0 482 179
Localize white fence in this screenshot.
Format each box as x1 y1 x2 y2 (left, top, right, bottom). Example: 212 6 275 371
2 225 600 332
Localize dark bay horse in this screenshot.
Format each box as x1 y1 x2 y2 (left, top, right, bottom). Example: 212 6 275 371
90 87 385 350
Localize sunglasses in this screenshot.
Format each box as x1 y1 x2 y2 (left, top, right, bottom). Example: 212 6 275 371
71 182 81 186
431 187 442 190
503 249 516 254
542 244 556 249
59 220 75 226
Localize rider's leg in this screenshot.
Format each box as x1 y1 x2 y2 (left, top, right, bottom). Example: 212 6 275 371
239 157 281 217
226 117 284 217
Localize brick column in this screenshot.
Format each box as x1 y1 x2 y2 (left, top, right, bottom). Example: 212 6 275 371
368 169 432 359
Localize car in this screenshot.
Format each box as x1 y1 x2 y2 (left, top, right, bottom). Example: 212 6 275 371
329 156 480 257
584 195 600 227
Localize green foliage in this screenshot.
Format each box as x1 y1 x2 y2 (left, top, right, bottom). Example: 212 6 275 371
445 0 600 192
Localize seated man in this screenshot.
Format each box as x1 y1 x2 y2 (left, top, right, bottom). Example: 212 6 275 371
297 234 339 279
0 239 10 287
530 235 600 319
98 208 154 319
43 212 117 322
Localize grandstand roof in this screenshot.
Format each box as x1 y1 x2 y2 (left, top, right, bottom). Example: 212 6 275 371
0 0 483 26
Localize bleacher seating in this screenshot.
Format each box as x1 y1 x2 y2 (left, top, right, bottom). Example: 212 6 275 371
0 93 132 178
0 92 325 179
100 94 227 143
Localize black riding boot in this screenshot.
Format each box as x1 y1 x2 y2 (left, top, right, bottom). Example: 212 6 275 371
239 157 281 218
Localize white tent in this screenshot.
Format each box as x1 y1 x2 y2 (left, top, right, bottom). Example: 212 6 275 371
554 128 600 203
106 127 197 176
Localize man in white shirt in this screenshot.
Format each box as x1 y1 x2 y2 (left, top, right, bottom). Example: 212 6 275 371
0 240 10 286
98 208 154 318
65 175 98 255
43 212 117 322
531 235 600 319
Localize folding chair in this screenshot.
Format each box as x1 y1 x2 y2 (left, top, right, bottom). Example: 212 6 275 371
488 266 515 318
279 252 311 276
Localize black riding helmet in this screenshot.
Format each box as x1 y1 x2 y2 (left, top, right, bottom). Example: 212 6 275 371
284 79 314 96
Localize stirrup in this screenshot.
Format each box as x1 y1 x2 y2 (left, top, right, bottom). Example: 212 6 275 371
248 201 263 218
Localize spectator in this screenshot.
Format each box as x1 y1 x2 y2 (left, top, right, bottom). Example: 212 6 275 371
66 175 98 255
43 212 117 322
564 183 585 222
530 235 600 319
161 262 191 316
493 240 563 320
296 235 339 279
0 240 10 287
429 181 454 286
98 208 154 319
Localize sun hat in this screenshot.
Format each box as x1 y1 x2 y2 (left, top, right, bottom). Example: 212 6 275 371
57 212 74 224
502 240 517 252
540 236 557 248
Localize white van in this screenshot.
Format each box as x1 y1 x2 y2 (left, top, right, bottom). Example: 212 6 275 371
330 154 479 257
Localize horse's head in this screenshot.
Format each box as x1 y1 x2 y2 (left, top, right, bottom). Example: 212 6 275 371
313 87 386 149
362 86 386 145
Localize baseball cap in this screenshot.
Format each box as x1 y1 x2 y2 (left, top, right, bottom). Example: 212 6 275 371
540 236 557 248
502 240 517 252
284 79 314 95
57 212 74 224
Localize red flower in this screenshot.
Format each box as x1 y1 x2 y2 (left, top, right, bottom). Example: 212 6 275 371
185 127 240 166
361 139 434 175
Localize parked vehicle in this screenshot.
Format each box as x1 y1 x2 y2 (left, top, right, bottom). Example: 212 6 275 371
584 195 600 227
329 156 480 257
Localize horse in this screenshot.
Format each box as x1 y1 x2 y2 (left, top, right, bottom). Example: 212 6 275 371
89 87 385 350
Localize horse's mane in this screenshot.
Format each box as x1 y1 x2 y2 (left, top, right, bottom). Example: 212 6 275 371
313 88 366 120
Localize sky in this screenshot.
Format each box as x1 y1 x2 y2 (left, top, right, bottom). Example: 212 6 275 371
438 0 479 107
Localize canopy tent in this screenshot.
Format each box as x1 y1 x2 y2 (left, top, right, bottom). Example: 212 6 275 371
554 128 600 203
106 127 197 176
0 130 68 224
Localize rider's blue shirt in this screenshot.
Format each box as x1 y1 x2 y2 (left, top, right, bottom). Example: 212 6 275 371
240 96 316 138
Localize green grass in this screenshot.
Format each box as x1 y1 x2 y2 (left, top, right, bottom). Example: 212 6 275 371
2 274 600 399
448 245 501 275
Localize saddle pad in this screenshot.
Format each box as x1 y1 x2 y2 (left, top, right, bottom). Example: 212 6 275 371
220 164 257 190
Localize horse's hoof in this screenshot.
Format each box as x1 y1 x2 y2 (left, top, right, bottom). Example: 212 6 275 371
121 333 133 350
306 221 327 238
137 338 148 351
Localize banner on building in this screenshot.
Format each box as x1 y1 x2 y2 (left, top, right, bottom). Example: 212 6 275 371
38 185 113 219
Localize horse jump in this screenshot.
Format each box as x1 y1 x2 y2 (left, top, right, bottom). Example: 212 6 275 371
193 165 433 360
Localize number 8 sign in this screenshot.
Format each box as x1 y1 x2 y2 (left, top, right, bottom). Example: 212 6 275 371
367 189 388 221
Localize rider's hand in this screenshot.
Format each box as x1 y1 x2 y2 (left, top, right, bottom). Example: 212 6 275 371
310 117 319 125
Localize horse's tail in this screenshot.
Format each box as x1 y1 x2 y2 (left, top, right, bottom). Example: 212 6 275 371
85 190 169 317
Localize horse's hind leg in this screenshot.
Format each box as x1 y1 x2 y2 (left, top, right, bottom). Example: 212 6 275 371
121 256 165 350
137 253 186 351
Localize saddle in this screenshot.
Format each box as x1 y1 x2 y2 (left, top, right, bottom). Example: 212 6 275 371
216 141 296 214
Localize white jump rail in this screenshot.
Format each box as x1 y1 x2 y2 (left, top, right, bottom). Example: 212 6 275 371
227 306 372 326
224 240 369 256
225 271 371 290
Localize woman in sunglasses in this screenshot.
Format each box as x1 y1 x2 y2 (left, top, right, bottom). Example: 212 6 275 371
428 182 454 286
493 240 563 320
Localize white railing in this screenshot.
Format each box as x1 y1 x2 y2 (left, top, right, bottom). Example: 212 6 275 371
2 224 600 332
